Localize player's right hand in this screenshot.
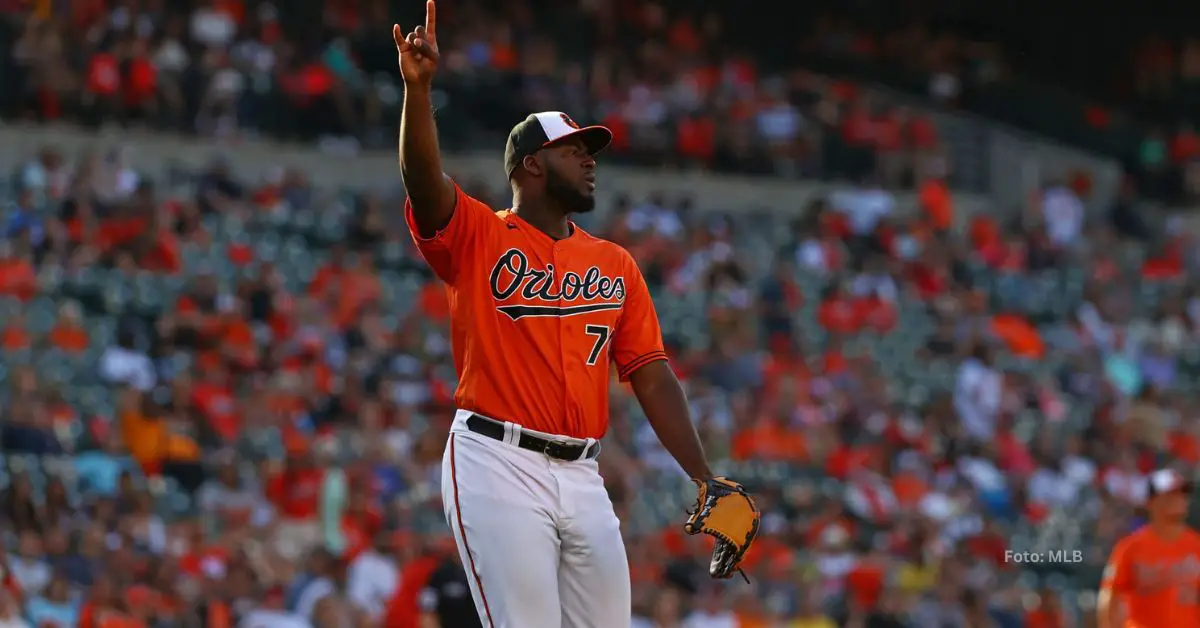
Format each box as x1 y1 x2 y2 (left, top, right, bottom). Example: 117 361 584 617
393 0 439 87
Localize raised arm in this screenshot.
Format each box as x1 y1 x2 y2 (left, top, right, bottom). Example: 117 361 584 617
394 1 456 238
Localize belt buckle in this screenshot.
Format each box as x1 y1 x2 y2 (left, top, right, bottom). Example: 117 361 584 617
542 439 569 460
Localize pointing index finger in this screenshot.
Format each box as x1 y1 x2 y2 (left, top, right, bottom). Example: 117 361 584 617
424 0 436 37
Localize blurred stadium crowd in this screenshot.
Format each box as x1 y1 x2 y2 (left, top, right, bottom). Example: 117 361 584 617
1 0 1200 627
5 0 1200 202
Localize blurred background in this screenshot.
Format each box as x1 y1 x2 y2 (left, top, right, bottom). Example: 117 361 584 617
2 0 1200 626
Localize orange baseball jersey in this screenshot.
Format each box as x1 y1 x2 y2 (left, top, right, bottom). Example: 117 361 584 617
1101 525 1200 627
406 182 666 439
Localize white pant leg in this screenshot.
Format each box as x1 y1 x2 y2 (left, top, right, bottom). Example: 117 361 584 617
443 430 564 628
554 458 632 628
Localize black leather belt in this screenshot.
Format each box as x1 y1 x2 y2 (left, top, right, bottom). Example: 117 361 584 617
466 414 600 461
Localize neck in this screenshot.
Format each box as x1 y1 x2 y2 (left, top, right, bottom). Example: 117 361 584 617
511 193 571 240
1151 519 1184 538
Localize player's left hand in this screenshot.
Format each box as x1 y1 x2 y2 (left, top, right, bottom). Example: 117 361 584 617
684 476 760 581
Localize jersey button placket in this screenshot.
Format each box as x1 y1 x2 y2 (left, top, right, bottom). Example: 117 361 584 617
553 243 573 424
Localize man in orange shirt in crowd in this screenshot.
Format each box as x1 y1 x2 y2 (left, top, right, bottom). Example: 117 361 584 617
1099 469 1200 628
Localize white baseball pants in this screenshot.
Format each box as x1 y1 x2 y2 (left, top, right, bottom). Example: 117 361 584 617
441 409 632 628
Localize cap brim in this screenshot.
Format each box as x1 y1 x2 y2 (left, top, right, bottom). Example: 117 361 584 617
1153 482 1193 496
544 126 612 156
1149 469 1193 497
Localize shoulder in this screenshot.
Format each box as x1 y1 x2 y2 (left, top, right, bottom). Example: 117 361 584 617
456 186 506 219
1113 529 1146 554
448 183 508 221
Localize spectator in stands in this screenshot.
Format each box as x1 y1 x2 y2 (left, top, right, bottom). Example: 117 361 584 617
5 530 50 598
0 589 29 628
268 441 326 563
953 343 1003 441
240 585 310 628
1109 177 1151 241
340 533 388 611
24 574 77 628
101 327 155 392
414 541 480 628
1039 178 1086 249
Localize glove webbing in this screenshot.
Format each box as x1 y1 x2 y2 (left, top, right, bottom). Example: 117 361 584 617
690 496 753 584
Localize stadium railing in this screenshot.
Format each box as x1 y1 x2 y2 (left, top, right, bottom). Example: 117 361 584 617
0 123 995 218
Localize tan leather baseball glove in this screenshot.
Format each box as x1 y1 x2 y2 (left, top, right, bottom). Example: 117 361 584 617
684 476 760 581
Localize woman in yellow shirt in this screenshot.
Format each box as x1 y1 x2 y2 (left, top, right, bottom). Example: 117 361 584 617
896 557 939 596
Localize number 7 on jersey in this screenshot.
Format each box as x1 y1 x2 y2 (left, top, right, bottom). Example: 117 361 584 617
585 325 611 366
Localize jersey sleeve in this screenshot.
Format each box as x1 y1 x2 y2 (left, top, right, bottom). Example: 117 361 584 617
405 182 499 284
612 255 667 381
1100 536 1135 595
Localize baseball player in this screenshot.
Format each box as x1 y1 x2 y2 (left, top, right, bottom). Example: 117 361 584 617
1099 469 1200 628
393 3 759 627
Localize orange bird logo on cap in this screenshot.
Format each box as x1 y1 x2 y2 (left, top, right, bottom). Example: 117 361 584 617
560 113 580 130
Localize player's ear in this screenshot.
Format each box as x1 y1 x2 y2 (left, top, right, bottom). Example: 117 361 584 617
522 154 544 177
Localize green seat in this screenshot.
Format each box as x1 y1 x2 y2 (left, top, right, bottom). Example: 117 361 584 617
254 232 283 262
314 213 347 245
180 244 209 275
291 209 317 237
379 241 407 269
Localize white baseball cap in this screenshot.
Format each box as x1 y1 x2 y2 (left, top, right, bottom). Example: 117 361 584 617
504 111 612 177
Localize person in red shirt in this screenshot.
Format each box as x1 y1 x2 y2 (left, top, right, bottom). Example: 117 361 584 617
856 294 897 333
1172 124 1199 164
0 245 38 301
190 362 240 442
281 54 345 141
48 300 91 352
908 247 951 301
964 520 1009 568
84 45 121 127
79 579 125 628
841 102 874 147
339 484 384 560
676 112 716 166
818 283 863 335
385 539 452 628
845 545 888 615
1 313 31 351
1026 589 1068 628
139 200 182 274
908 113 939 151
308 245 347 297
919 175 954 232
177 523 230 582
875 107 909 187
266 442 325 562
123 37 158 122
840 101 877 179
